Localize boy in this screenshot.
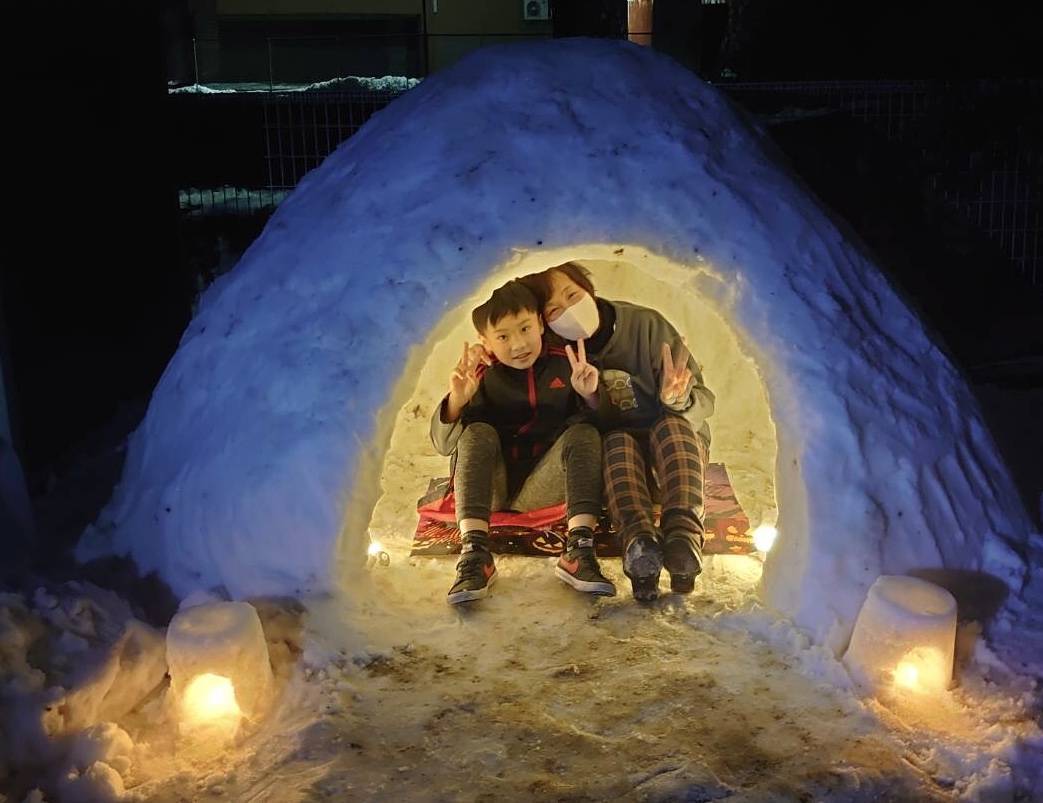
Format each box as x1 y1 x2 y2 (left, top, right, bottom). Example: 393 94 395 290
430 279 613 604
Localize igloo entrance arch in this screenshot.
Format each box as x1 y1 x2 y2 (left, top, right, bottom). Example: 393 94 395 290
361 244 780 586
78 38 1031 656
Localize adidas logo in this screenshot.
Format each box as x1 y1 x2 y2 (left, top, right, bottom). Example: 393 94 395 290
549 377 566 389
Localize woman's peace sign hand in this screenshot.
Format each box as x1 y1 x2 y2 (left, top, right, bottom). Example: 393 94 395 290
660 340 692 406
565 338 600 407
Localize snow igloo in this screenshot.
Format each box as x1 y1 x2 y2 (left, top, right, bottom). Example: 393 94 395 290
78 39 1032 653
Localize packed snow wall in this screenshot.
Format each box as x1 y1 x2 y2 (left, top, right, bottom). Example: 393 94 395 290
77 38 1032 652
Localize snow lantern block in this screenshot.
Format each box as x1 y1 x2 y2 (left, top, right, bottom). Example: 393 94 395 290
166 602 273 733
843 575 957 693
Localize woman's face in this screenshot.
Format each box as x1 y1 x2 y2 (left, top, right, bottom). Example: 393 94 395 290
543 271 589 322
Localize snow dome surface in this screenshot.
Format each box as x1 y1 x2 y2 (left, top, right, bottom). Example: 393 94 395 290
78 38 1032 651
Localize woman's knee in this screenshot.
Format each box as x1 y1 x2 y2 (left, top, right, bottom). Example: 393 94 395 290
650 415 701 462
603 428 639 454
651 413 696 439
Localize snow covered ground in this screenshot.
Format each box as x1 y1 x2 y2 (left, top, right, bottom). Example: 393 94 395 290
115 553 1039 802
5 503 1041 801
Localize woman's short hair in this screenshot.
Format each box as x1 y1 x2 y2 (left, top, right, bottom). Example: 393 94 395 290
519 261 596 309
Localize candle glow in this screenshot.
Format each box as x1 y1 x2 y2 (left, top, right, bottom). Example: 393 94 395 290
182 672 242 724
753 525 778 553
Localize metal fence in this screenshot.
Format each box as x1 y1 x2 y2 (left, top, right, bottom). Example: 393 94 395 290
929 155 1041 285
169 88 409 215
719 79 1041 285
718 79 938 141
262 90 402 190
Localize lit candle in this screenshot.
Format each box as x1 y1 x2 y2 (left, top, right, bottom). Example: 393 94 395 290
843 576 957 694
182 673 241 724
752 525 778 553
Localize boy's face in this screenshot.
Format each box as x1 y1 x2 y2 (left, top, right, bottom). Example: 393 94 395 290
479 309 544 370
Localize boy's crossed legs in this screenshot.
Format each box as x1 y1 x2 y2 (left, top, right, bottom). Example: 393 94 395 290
448 422 614 604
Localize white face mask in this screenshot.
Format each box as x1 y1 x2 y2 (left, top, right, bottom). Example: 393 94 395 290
548 292 600 341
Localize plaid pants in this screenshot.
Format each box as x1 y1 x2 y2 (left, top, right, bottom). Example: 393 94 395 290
604 413 706 545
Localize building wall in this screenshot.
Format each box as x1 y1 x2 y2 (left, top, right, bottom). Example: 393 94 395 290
426 1 552 73
203 2 424 82
218 1 420 16
206 1 553 78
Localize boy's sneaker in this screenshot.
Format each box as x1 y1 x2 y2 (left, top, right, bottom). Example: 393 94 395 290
555 529 616 596
663 530 703 593
447 540 497 605
622 532 663 602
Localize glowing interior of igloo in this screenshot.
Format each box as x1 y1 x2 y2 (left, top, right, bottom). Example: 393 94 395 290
357 244 780 595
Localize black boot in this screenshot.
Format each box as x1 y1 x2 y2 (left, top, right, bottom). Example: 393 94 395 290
447 531 496 605
662 529 703 593
622 531 663 602
555 527 616 596
661 509 704 593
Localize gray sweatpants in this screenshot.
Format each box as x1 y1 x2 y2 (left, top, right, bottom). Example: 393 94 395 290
455 422 603 524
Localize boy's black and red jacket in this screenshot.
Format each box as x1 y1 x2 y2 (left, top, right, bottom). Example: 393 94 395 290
429 341 589 491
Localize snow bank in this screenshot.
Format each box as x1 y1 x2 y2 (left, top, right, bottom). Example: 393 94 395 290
0 585 166 800
168 75 420 94
80 38 1033 651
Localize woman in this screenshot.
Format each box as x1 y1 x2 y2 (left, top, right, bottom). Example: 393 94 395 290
521 262 715 601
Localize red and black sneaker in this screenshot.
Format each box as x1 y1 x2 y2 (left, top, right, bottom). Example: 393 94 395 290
555 529 615 596
447 543 497 605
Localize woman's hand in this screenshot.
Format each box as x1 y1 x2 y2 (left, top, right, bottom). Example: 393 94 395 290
659 341 692 406
446 341 482 421
566 338 600 408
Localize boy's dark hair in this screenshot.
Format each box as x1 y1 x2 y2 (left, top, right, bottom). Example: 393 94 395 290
519 261 597 309
471 280 540 333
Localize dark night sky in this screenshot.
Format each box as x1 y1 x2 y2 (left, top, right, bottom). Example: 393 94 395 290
718 1 1041 80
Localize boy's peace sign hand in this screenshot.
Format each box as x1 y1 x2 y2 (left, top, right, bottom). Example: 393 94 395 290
660 340 692 406
448 341 482 414
565 338 600 406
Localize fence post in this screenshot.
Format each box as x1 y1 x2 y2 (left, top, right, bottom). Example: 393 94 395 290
267 38 274 92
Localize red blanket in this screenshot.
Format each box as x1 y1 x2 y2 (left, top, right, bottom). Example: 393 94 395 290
411 463 753 557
